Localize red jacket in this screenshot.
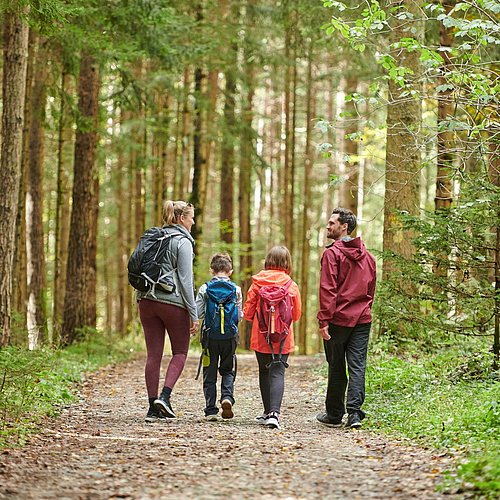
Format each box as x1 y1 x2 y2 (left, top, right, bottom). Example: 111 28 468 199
243 269 302 354
317 237 376 328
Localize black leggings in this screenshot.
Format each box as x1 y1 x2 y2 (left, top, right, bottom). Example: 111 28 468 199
255 351 289 415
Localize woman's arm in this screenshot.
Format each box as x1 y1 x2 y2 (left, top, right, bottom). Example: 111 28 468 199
176 238 198 321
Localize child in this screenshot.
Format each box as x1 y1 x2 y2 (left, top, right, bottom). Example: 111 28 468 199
243 246 302 430
196 253 242 420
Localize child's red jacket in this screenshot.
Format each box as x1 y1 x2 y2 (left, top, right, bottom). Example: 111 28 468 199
243 269 302 354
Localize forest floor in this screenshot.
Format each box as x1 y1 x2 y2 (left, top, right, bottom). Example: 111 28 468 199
0 354 462 499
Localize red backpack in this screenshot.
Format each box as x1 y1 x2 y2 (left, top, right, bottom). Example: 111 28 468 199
257 279 293 367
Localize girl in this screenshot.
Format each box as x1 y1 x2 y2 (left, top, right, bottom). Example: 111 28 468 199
243 246 302 430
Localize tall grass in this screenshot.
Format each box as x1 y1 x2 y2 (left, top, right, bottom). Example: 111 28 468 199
0 331 142 448
363 340 499 497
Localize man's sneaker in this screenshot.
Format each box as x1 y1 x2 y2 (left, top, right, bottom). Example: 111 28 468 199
316 412 343 428
265 412 281 430
205 414 219 422
347 413 362 429
153 394 176 418
145 407 166 423
255 414 268 425
221 399 234 419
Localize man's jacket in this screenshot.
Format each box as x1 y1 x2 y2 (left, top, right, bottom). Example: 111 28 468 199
317 237 376 328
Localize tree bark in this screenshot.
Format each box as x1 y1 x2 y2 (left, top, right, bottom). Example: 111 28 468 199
61 52 101 344
12 27 36 330
53 69 75 343
382 0 424 279
220 0 238 245
0 10 30 346
189 62 206 244
340 74 359 221
298 43 315 355
26 36 48 348
239 0 255 349
435 0 455 214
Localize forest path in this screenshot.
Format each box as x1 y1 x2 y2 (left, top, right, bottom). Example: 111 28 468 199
0 354 457 499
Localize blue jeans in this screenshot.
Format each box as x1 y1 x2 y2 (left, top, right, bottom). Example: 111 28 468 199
203 338 236 416
323 323 371 420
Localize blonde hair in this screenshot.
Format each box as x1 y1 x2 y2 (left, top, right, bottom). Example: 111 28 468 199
162 200 194 226
264 246 292 274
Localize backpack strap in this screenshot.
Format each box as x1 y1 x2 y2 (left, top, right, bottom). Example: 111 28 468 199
266 337 289 369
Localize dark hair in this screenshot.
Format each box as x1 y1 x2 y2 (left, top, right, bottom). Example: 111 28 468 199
210 253 233 274
332 207 357 234
264 246 292 274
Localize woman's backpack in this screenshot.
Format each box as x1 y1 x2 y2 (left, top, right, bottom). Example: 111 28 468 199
128 227 186 297
257 279 293 367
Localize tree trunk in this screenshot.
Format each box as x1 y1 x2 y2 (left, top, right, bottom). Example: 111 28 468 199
298 43 315 355
382 0 424 279
435 0 455 214
283 17 295 249
61 52 100 344
189 62 206 244
239 0 255 349
340 74 359 221
433 0 456 280
489 133 500 369
0 10 30 346
180 68 192 199
12 27 36 331
26 37 48 348
220 1 238 245
53 69 75 343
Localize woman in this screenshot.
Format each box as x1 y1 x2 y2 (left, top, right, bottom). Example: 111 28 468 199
243 246 302 430
137 200 199 422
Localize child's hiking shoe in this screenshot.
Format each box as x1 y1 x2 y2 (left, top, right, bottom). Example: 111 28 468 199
265 412 281 430
316 412 343 428
255 414 268 425
347 413 362 429
145 407 166 423
153 394 176 418
221 399 234 419
205 414 219 422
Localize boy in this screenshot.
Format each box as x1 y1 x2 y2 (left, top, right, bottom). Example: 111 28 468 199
196 253 242 420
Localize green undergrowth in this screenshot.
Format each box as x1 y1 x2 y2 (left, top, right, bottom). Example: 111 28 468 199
0 331 143 449
360 340 499 498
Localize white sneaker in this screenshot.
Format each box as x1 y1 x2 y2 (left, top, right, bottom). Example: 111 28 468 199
255 414 268 425
205 414 219 421
265 413 281 430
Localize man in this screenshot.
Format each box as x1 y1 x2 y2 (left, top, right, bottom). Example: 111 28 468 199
316 208 376 429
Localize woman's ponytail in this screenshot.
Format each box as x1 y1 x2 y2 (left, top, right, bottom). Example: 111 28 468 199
162 200 193 226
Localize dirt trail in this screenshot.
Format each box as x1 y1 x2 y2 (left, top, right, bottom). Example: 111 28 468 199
0 354 457 499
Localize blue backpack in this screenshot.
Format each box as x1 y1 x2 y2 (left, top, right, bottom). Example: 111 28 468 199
203 280 239 341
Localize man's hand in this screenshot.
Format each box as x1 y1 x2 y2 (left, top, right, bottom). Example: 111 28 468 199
319 325 331 341
190 320 200 336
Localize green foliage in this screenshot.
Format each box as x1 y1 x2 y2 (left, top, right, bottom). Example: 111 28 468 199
362 341 499 496
374 169 499 353
0 332 140 448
